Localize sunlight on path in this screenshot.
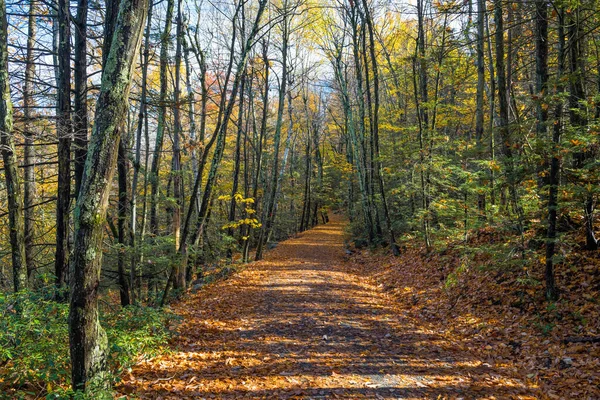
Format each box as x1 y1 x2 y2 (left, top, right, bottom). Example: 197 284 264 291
118 215 536 399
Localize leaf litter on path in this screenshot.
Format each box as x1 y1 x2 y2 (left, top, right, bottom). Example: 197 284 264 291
117 216 537 399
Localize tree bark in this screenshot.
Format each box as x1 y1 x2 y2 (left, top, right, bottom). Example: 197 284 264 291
361 0 399 255
55 0 72 298
0 0 27 292
23 0 38 278
476 0 486 217
68 0 148 390
130 0 154 304
149 0 175 235
545 7 564 301
256 1 291 260
73 0 88 198
172 0 184 288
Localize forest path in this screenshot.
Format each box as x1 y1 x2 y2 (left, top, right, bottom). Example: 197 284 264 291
118 216 535 399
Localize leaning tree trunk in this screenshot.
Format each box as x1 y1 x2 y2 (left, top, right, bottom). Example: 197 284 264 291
68 0 148 391
0 0 27 292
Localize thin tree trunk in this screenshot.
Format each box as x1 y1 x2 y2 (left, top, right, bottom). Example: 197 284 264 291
255 2 290 261
163 0 268 305
55 0 72 298
149 0 175 235
73 0 88 198
172 0 184 288
0 0 27 292
243 40 269 261
568 6 597 250
361 0 399 255
228 73 247 258
476 0 486 217
23 0 37 278
130 0 154 305
544 5 562 301
117 138 131 306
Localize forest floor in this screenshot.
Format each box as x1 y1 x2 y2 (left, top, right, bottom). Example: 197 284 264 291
117 215 540 399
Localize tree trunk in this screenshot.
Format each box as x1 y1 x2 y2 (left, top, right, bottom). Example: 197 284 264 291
130 0 154 304
544 6 563 301
73 0 88 198
172 0 184 288
68 0 148 391
117 138 131 306
243 40 269 261
149 0 174 235
55 0 72 298
476 0 486 217
255 2 290 261
0 0 27 292
494 0 522 235
228 73 247 258
568 6 597 250
23 0 37 278
361 0 399 255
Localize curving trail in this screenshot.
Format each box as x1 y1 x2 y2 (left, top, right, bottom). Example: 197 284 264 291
118 216 535 399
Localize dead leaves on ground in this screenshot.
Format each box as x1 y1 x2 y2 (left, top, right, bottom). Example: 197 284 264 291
118 217 541 399
347 236 600 399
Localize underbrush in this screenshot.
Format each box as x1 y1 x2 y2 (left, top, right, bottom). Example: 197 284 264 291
0 290 177 399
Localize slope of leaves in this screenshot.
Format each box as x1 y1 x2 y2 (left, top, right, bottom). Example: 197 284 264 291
347 228 600 399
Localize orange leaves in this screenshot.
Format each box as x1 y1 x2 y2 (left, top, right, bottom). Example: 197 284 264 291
115 217 577 399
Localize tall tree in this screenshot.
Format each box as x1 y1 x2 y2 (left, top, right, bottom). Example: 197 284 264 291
130 0 155 304
361 0 399 255
149 0 175 235
0 0 27 292
568 5 597 250
73 0 88 197
55 0 72 297
543 1 560 301
256 0 292 260
23 0 38 277
475 0 486 217
68 0 149 390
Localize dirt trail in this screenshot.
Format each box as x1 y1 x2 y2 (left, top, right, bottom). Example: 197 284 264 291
119 216 536 399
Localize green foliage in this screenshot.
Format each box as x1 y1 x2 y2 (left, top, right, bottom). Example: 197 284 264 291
0 290 176 398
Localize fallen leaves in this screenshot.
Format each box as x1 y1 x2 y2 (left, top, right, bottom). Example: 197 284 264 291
117 217 539 399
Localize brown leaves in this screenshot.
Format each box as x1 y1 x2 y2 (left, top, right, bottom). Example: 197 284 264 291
348 237 600 399
117 217 542 399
